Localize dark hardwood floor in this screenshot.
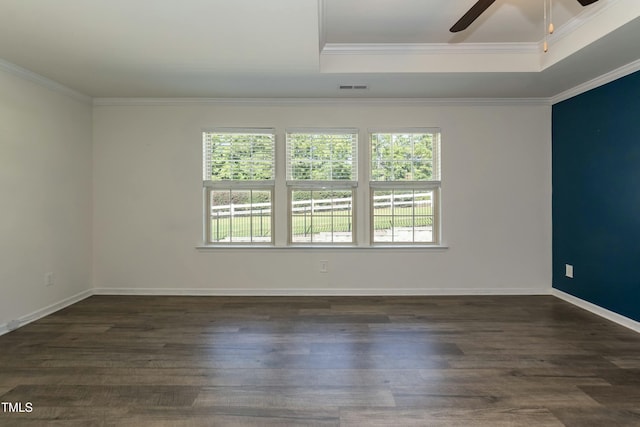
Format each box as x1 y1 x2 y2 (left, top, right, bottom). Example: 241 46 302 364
1 295 640 426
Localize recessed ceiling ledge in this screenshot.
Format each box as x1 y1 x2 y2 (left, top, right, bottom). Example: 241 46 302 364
320 46 542 73
322 42 540 55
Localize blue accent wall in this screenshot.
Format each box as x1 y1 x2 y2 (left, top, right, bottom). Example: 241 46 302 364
553 70 640 322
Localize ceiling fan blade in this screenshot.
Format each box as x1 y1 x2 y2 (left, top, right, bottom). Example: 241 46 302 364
450 0 497 33
577 0 599 5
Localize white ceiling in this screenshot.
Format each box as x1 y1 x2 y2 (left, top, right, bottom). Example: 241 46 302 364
0 0 638 99
324 0 585 44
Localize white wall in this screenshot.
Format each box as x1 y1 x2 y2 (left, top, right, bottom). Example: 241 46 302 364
92 100 551 295
0 67 93 330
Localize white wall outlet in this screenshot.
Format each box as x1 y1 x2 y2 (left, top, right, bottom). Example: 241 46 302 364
45 272 54 286
565 264 574 279
319 260 328 273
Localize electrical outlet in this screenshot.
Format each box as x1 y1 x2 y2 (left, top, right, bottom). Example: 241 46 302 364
565 264 574 279
45 272 54 286
319 260 328 273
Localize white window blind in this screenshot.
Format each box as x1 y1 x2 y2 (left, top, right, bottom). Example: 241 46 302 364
370 130 440 182
203 129 275 183
286 129 358 182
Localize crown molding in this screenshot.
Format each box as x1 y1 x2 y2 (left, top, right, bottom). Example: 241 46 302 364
546 0 622 48
322 42 539 56
318 0 327 51
551 57 640 104
322 1 625 72
93 97 551 107
0 58 91 104
320 1 620 57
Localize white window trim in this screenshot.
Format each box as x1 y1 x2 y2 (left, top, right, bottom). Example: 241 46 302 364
202 128 276 245
204 180 275 189
369 181 441 190
199 126 445 249
285 129 359 245
285 180 357 188
368 128 442 245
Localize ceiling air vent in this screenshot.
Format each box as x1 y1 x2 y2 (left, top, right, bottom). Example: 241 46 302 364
339 84 368 90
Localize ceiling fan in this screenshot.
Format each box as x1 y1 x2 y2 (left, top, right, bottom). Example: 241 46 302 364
450 0 600 33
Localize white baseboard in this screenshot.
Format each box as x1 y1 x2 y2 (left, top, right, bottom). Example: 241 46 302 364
93 287 551 296
552 289 640 334
8 288 636 337
0 286 552 336
0 289 93 336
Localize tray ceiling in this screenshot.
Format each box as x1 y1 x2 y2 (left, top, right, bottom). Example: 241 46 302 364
0 0 638 98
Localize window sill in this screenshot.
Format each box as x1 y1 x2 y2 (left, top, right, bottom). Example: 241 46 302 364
196 245 449 251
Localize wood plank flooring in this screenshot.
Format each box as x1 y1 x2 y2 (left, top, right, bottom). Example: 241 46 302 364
1 295 640 426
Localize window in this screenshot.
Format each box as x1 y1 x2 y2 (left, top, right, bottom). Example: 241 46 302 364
370 130 441 244
286 130 357 244
201 127 442 247
203 129 275 244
